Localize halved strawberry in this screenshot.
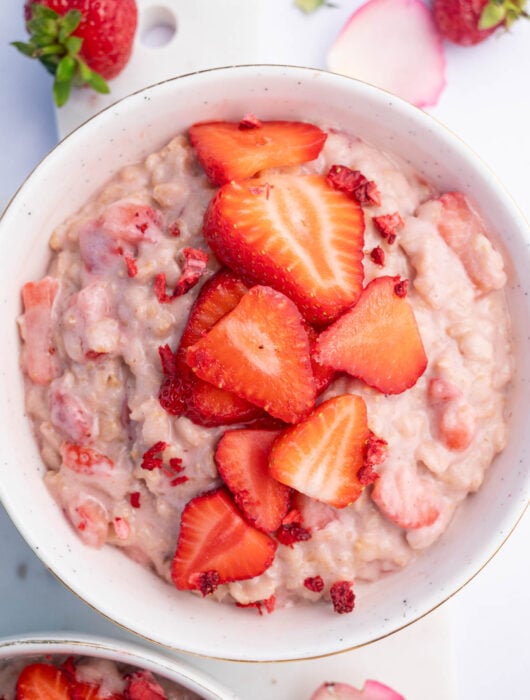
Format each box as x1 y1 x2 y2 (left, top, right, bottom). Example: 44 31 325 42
159 269 264 426
215 428 290 532
171 487 277 591
269 394 370 508
202 174 365 325
185 285 317 424
70 682 123 700
371 465 442 529
16 663 71 700
316 276 427 394
189 120 327 186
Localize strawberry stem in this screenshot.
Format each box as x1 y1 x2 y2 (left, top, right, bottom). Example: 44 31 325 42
12 2 109 107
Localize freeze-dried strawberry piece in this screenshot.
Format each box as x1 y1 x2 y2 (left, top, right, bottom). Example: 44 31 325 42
276 520 312 546
357 431 388 485
316 276 427 395
372 212 405 244
369 246 385 266
171 487 277 590
304 575 324 592
202 174 365 325
330 580 355 614
185 286 317 424
327 165 381 206
19 276 60 385
125 670 167 700
269 395 370 508
141 441 167 471
189 119 327 185
154 248 209 303
215 428 290 532
130 492 141 508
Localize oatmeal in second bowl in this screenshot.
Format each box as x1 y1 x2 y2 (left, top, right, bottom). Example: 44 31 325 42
0 65 529 661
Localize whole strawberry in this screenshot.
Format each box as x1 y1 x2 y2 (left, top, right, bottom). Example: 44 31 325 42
13 1 138 106
433 0 528 46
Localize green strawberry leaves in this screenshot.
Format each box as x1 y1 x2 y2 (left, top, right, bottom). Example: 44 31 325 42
479 0 528 30
12 2 110 107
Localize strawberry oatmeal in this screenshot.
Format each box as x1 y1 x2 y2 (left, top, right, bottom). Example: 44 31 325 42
18 117 512 615
0 655 201 699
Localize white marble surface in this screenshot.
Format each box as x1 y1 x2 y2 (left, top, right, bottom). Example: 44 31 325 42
0 2 528 698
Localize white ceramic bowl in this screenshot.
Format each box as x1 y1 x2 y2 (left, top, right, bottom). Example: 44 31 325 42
0 633 237 699
0 65 528 661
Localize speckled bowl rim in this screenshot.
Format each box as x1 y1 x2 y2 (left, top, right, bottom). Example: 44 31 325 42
0 64 529 662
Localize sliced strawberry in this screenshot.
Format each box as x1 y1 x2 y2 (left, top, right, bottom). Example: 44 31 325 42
19 276 60 385
16 663 71 700
316 276 427 395
185 285 317 423
310 679 405 699
125 670 166 700
202 174 365 325
215 428 290 532
70 682 123 700
371 465 442 529
269 394 370 508
159 269 264 426
304 321 336 394
189 120 327 186
171 487 277 591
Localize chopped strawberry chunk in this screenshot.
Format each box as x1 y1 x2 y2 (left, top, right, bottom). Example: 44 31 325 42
125 670 167 700
316 276 427 395
215 428 290 532
60 442 114 476
172 487 277 590
66 495 109 548
71 681 122 700
269 395 370 508
158 269 265 426
202 174 365 325
185 286 317 423
189 119 327 185
99 200 163 244
371 465 442 529
19 276 60 385
15 663 71 700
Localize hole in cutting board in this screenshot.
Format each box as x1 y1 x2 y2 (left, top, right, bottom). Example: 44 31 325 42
140 4 177 48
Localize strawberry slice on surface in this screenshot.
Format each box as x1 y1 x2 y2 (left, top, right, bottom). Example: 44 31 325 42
189 120 327 186
269 394 371 509
202 174 365 325
171 487 277 591
159 269 264 426
215 428 290 532
185 285 317 424
16 663 71 700
310 679 405 699
316 276 427 395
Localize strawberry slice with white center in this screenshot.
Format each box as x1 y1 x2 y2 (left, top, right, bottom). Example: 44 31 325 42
316 276 427 394
269 394 371 508
203 174 365 325
189 120 327 186
171 487 277 591
185 285 317 424
215 428 290 532
310 679 405 699
16 663 71 700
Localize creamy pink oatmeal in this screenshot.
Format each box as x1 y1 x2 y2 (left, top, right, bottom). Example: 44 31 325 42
18 119 512 614
0 655 202 699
